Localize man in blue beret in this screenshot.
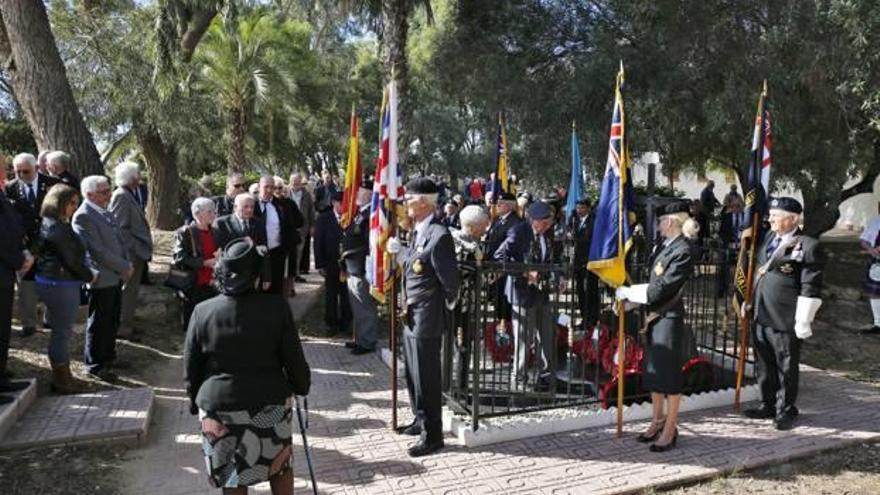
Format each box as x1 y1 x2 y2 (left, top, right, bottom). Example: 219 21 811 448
387 177 460 457
493 201 558 391
744 197 823 431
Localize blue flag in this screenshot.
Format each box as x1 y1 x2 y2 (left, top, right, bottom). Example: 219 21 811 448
564 123 583 223
587 64 634 288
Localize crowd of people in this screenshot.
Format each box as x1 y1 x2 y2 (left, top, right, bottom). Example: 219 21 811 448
0 155 832 492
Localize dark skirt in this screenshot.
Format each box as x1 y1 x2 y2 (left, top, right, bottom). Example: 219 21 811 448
643 316 690 394
201 405 292 488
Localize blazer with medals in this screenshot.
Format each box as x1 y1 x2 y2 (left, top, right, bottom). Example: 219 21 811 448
400 218 460 339
646 235 693 320
753 230 823 331
340 205 370 276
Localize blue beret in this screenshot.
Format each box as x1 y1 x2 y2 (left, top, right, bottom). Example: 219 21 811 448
527 201 553 220
769 197 802 214
405 177 439 195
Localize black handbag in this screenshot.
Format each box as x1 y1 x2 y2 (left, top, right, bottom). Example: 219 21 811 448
164 228 197 292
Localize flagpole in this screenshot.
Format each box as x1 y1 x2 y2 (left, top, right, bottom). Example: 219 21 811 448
616 61 626 438
616 300 626 437
734 83 767 412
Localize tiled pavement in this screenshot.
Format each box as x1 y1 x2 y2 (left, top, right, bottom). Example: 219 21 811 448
119 273 880 494
0 387 152 450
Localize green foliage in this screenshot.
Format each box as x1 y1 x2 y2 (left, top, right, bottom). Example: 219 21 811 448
0 117 37 156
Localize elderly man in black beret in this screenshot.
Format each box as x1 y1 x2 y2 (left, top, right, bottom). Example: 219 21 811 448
493 200 558 391
314 190 351 336
387 177 460 457
743 197 823 431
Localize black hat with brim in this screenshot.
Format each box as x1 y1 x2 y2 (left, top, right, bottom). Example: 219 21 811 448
216 238 262 295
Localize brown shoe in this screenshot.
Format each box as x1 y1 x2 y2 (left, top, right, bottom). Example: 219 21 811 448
50 364 80 394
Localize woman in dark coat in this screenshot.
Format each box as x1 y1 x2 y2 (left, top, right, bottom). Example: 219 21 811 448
184 238 310 494
616 200 698 452
34 184 95 393
173 197 220 332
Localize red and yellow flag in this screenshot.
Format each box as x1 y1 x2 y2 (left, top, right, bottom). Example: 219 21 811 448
340 107 362 229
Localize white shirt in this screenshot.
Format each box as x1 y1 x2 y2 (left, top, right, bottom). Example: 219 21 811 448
290 189 303 209
261 201 281 249
22 175 38 199
861 215 880 246
84 198 109 214
414 215 433 243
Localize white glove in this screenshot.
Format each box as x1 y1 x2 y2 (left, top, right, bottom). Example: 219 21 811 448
615 284 648 304
387 237 402 254
615 286 631 301
794 296 822 340
611 300 637 315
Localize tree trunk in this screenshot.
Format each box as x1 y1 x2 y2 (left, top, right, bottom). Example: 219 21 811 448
227 106 247 174
382 0 411 166
136 124 180 230
0 1 102 177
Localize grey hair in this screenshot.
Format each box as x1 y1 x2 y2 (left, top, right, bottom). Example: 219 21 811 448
410 193 439 206
80 175 110 196
12 153 36 168
114 161 140 187
665 212 700 240
273 176 285 187
46 151 71 170
235 192 255 206
459 205 489 230
37 151 50 163
190 197 216 217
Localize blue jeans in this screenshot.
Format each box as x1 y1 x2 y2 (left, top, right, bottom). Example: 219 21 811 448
35 282 80 365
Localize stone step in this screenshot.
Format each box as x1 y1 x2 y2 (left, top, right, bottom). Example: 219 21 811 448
0 387 154 451
0 379 38 441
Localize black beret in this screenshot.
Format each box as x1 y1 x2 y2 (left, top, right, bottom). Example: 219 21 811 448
658 200 691 217
769 196 802 214
575 198 591 207
497 191 516 201
405 177 439 195
331 190 344 202
360 179 374 191
527 201 553 220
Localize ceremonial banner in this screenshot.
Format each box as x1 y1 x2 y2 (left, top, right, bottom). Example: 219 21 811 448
587 64 634 288
340 108 362 230
368 81 404 302
492 113 510 198
564 122 583 224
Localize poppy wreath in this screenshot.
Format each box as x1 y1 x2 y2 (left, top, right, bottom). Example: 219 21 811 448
571 323 612 365
601 334 644 377
483 320 514 364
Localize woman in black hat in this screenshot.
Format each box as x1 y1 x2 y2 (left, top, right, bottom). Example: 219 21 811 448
184 238 310 494
616 200 699 452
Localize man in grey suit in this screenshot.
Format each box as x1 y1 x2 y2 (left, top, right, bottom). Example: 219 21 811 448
289 172 315 280
73 176 133 378
109 162 153 338
387 177 459 457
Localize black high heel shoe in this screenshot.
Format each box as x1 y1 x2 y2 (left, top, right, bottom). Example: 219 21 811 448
636 420 665 443
649 429 678 452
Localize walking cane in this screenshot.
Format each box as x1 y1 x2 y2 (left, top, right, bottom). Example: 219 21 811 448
294 396 318 495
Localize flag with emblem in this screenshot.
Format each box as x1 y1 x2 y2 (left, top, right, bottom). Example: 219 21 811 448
340 107 362 230
492 113 511 200
564 121 583 224
368 81 404 302
734 82 771 307
587 63 634 288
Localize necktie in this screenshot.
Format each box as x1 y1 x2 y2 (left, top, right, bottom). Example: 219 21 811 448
766 236 780 258
26 184 35 205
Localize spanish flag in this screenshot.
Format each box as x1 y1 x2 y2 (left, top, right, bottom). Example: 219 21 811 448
340 107 361 229
587 63 635 288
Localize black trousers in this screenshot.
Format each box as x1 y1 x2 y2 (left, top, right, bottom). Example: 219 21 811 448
323 268 351 332
84 285 122 372
575 269 600 327
266 247 286 295
403 330 443 443
752 323 800 416
182 285 217 333
0 281 13 380
299 234 312 273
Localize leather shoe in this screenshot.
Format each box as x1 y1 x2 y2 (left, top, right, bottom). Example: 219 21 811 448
88 368 117 382
408 439 444 457
775 410 798 431
344 341 357 349
0 380 29 393
20 326 35 337
351 346 374 355
743 406 775 419
395 422 422 436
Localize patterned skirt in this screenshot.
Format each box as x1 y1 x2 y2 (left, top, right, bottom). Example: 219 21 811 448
201 405 293 488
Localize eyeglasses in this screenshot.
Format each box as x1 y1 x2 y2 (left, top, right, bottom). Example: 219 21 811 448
232 183 246 189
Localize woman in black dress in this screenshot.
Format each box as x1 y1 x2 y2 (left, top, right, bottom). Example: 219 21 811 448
616 200 698 452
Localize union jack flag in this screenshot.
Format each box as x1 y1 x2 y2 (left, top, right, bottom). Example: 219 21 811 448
368 81 404 302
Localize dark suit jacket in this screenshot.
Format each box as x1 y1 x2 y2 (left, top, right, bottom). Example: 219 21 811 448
55 170 80 193
313 182 338 213
493 221 556 306
719 211 747 246
212 214 267 251
571 213 595 268
646 235 693 318
185 292 310 412
341 205 370 276
5 173 60 248
213 195 236 217
253 197 303 252
313 210 343 272
0 191 25 287
753 230 823 331
485 212 521 258
399 218 460 339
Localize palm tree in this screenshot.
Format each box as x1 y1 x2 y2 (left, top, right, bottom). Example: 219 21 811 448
196 14 286 174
